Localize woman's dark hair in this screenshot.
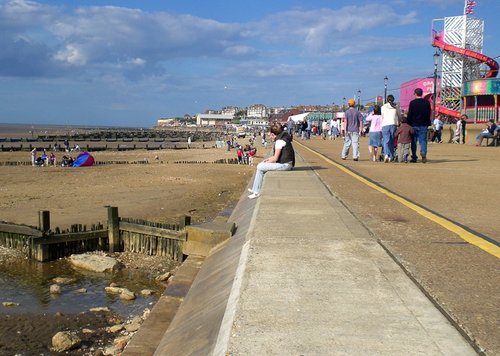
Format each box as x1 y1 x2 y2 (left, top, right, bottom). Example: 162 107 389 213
270 122 284 136
387 94 397 108
373 105 381 115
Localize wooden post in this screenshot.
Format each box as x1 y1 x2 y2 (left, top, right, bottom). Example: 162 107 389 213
179 215 191 230
38 210 50 232
107 206 120 253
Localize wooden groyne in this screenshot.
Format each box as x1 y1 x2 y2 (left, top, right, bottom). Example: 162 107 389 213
0 158 241 166
0 127 231 152
0 208 190 262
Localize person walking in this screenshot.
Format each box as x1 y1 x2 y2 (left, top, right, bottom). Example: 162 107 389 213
341 98 363 161
321 120 328 140
248 123 295 199
381 94 400 162
394 117 414 163
365 105 383 162
287 116 294 138
460 114 467 144
306 119 312 139
407 88 432 163
452 114 467 144
329 117 339 140
300 120 307 140
431 115 444 143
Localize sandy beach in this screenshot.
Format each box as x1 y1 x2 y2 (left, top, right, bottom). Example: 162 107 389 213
0 144 255 230
0 128 258 355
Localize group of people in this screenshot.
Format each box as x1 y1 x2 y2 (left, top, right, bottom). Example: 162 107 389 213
236 144 257 165
246 87 434 200
292 117 342 141
246 88 499 200
30 148 76 167
31 148 57 166
343 87 439 163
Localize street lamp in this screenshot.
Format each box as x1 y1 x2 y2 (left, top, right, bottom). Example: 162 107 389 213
357 90 361 110
342 97 346 111
384 76 388 104
433 51 440 120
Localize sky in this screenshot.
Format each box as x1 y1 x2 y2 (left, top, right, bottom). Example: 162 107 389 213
1 0 499 127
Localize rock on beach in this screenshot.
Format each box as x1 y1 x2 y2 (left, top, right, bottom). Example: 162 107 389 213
51 331 81 352
69 254 121 273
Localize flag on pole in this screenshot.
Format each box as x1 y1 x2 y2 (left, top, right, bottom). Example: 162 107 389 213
464 0 477 15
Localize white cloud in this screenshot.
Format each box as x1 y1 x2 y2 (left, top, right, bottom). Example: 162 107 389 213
48 6 243 64
53 44 87 65
251 4 418 50
129 57 145 66
223 45 256 56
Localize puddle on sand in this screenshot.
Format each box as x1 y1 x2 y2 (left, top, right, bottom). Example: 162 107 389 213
0 256 167 319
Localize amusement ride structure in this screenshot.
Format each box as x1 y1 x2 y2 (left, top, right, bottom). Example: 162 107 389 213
431 0 499 119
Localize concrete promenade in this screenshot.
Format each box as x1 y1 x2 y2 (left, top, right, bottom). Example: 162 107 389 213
143 153 477 355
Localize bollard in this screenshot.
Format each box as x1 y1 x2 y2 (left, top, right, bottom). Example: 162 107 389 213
179 215 191 230
38 210 50 232
107 206 120 253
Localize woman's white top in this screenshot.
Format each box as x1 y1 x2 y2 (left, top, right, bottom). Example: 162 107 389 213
381 102 400 127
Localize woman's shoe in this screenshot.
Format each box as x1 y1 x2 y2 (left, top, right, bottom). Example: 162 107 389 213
248 193 260 199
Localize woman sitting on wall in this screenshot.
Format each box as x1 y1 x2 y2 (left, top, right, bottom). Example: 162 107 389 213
247 122 295 199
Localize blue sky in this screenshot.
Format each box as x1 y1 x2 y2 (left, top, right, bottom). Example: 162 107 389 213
1 0 499 127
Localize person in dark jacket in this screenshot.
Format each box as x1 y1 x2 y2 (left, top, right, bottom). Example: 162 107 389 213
247 122 295 199
407 87 432 163
475 119 498 146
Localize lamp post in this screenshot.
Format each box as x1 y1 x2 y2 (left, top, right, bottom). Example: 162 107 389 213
384 76 388 104
357 90 361 111
342 97 346 111
433 51 440 120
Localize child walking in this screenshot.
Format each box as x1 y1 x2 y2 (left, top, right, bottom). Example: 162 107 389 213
394 117 414 163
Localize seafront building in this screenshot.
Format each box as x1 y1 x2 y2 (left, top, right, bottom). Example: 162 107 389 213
195 113 234 127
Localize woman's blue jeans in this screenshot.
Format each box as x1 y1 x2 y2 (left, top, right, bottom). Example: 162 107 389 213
251 162 292 193
382 125 397 158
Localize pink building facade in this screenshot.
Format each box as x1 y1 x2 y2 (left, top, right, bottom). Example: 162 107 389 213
399 78 435 114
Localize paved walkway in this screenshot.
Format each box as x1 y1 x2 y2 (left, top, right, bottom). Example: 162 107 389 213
150 156 477 355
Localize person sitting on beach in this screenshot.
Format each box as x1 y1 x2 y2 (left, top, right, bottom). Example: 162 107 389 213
247 122 295 199
61 155 73 167
35 156 44 167
40 151 48 166
475 119 498 146
48 152 56 166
